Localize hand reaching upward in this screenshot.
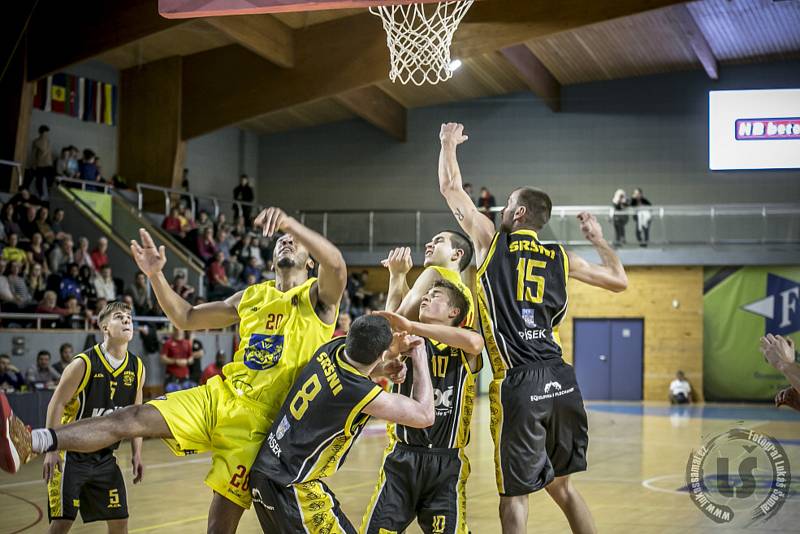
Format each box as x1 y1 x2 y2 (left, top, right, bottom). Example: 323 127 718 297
130 229 167 278
440 123 468 147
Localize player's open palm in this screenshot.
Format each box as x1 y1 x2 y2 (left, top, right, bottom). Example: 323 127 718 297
760 334 795 368
440 122 468 146
381 247 412 276
43 451 62 483
578 212 604 243
130 229 167 277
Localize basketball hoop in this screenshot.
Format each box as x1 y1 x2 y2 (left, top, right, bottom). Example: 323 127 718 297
369 0 474 86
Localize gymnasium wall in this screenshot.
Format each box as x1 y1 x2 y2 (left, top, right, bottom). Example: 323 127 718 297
184 127 260 199
257 60 800 212
29 61 119 176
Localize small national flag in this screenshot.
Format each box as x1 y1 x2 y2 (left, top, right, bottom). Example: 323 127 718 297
51 73 67 113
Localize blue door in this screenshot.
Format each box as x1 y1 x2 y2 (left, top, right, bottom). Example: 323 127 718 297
574 319 644 401
574 320 611 400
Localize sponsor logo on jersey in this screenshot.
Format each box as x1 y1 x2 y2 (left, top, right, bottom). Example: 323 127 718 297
275 415 290 440
243 334 285 370
122 370 135 387
434 386 454 416
93 373 105 378
522 308 537 328
91 407 121 418
531 381 575 402
544 381 561 393
267 432 282 458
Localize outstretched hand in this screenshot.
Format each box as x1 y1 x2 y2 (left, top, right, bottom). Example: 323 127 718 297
381 247 413 277
130 229 167 277
577 212 604 244
440 123 468 147
254 207 293 238
760 334 795 370
374 311 414 336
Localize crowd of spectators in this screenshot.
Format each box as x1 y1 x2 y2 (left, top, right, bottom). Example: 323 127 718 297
0 349 65 392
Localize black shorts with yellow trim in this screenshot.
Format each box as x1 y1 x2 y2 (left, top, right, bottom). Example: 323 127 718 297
360 442 470 534
250 472 357 534
47 452 128 523
490 359 588 497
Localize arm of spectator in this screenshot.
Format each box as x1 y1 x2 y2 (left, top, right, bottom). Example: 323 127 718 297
43 357 86 481
131 229 241 330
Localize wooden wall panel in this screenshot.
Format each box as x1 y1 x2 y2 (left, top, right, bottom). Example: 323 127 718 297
558 266 704 401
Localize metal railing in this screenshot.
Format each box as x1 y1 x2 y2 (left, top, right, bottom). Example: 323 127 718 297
0 312 235 331
135 183 264 220
298 203 800 250
56 176 113 194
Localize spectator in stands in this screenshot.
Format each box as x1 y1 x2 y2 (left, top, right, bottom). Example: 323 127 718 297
93 265 117 301
19 206 38 240
91 237 109 269
26 233 47 270
333 311 351 337
161 326 194 390
0 354 25 392
207 251 234 299
478 186 496 223
0 204 22 239
94 297 109 316
78 149 100 184
162 207 183 238
56 147 73 178
0 259 19 310
2 233 28 265
25 350 60 390
463 182 477 206
61 295 86 329
201 350 226 385
233 174 255 223
348 270 373 316
216 227 232 261
180 169 192 213
232 233 259 266
128 272 154 315
78 264 98 310
25 262 47 301
31 125 54 199
36 290 68 317
9 187 41 211
52 343 74 375
631 188 652 247
48 234 74 274
6 261 35 310
179 206 196 233
196 227 217 264
34 207 54 243
669 370 691 404
49 208 66 241
214 213 228 234
241 256 262 284
196 210 214 234
231 215 247 239
74 236 95 270
172 272 195 302
59 263 82 303
612 189 629 246
189 334 205 385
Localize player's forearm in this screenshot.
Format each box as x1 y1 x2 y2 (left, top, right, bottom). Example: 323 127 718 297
131 436 143 457
407 321 484 355
777 361 800 393
408 354 435 427
283 217 345 273
438 143 464 194
591 239 628 292
45 401 67 429
385 273 408 312
149 272 194 329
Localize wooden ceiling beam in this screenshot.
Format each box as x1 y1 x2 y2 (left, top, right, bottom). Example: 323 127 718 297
667 4 718 80
181 0 687 138
206 14 294 68
500 44 560 112
27 0 188 81
335 85 406 141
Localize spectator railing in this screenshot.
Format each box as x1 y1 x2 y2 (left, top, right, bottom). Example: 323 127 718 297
56 176 113 194
135 183 264 221
297 203 800 249
0 313 236 331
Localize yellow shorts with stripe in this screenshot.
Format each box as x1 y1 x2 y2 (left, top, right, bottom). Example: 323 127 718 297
250 472 357 533
147 375 272 508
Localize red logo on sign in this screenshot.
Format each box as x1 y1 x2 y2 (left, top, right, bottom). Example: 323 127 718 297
735 118 800 140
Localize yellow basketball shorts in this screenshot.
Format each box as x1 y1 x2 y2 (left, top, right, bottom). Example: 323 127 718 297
147 375 272 508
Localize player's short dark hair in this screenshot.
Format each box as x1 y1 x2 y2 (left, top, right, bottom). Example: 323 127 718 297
97 301 132 326
444 231 473 272
432 279 469 327
345 315 393 365
515 187 552 230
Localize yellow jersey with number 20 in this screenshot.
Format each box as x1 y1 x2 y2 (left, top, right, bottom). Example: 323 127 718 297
222 277 336 417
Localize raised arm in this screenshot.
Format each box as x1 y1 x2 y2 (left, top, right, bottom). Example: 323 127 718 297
438 123 495 258
363 338 434 428
394 267 440 322
131 229 241 330
376 311 484 356
566 212 628 293
256 207 346 324
381 247 412 312
42 357 86 482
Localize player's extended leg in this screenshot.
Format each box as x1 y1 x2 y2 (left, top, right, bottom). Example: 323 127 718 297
207 492 245 534
545 476 596 534
48 519 74 534
499 495 528 534
106 519 128 534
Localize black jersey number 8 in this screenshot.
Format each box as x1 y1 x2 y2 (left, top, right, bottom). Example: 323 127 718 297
290 374 322 420
516 258 546 304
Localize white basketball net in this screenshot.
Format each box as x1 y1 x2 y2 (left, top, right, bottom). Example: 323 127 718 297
369 1 475 86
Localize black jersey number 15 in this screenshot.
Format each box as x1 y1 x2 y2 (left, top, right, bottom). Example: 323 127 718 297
516 258 546 304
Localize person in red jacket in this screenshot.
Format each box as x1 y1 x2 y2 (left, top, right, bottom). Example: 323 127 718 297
160 326 193 389
200 351 226 385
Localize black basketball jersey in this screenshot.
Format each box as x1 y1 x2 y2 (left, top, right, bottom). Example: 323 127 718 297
389 338 479 449
476 230 569 374
251 337 382 486
62 345 143 461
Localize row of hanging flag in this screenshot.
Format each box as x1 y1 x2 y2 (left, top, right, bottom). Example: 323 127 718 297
32 73 118 126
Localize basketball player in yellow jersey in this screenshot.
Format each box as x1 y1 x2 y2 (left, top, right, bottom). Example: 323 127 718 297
383 230 475 326
0 207 346 534
438 123 628 534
